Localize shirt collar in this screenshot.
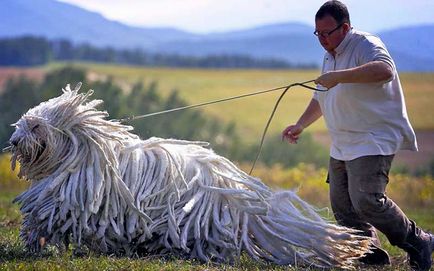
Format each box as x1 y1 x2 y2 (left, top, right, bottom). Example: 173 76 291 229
334 28 354 56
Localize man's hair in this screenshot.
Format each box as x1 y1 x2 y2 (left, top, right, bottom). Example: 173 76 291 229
315 1 351 25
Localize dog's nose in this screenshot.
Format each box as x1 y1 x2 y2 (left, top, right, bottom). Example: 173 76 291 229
10 139 19 146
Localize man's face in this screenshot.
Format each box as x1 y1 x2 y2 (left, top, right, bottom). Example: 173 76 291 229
315 15 348 53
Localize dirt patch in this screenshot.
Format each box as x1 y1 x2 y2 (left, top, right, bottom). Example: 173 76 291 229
312 130 434 171
0 67 45 92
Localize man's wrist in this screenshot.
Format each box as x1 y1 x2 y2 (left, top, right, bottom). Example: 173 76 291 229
333 70 347 84
296 122 305 130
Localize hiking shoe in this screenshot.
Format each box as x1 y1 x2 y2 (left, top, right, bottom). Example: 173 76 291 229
359 245 391 265
406 232 434 271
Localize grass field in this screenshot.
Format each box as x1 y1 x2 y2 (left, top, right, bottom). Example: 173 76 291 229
1 159 433 270
45 62 434 142
0 64 433 269
1 179 432 271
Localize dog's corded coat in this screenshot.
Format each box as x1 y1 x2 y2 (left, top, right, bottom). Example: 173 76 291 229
9 84 371 269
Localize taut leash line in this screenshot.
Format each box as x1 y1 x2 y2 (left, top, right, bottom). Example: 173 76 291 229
117 79 321 123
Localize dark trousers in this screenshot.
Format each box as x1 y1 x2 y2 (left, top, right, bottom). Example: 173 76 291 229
328 155 412 246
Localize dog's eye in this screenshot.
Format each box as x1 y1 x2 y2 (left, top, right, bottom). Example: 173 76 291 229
31 124 40 132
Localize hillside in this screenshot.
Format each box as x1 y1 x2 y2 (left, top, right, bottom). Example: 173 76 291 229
151 23 323 65
0 0 195 48
1 0 434 71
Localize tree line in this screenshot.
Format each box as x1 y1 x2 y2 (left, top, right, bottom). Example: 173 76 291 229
0 36 317 69
0 66 328 169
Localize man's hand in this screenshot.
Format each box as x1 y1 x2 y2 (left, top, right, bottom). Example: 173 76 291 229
281 123 304 144
315 71 340 89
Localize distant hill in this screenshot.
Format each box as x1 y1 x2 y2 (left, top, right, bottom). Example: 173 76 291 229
378 25 434 71
1 0 434 71
0 0 196 48
151 23 323 66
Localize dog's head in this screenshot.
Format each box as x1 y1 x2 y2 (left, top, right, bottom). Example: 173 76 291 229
9 112 53 179
7 83 113 180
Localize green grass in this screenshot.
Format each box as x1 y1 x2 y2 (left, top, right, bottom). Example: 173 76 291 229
1 189 430 271
45 62 434 143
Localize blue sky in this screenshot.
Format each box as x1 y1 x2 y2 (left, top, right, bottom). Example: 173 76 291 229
58 0 434 34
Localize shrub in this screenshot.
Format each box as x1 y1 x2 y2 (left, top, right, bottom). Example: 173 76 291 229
0 154 28 191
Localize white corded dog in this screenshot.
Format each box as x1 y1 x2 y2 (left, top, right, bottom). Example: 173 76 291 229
8 84 372 269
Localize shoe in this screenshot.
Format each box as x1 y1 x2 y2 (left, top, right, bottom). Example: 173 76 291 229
403 231 433 271
359 245 391 265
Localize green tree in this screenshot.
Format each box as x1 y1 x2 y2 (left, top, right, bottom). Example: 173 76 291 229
0 36 51 66
91 78 125 118
39 66 87 101
0 77 39 147
244 132 329 169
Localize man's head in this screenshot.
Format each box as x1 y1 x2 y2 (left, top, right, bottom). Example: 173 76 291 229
315 1 351 53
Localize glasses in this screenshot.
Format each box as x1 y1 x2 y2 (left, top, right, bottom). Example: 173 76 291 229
314 23 343 38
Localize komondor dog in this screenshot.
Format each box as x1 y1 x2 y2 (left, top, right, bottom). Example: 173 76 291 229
7 83 372 269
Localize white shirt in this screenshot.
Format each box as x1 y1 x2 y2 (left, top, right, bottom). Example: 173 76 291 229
313 29 418 161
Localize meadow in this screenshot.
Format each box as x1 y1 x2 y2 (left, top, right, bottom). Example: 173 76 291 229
0 159 433 271
0 64 433 270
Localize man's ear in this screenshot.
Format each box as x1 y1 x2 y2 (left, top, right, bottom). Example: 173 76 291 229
342 23 351 33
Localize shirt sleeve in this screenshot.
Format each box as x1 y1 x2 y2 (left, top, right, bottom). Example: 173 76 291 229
313 53 329 101
356 35 396 73
313 91 319 101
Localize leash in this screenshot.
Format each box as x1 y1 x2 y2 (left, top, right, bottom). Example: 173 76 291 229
117 79 327 174
248 80 326 174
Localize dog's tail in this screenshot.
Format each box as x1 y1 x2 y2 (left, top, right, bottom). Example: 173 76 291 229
240 190 372 269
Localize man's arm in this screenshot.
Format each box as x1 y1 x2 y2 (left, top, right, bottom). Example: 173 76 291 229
282 98 322 144
315 61 394 89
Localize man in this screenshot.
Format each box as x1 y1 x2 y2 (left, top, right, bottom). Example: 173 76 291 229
281 1 433 270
